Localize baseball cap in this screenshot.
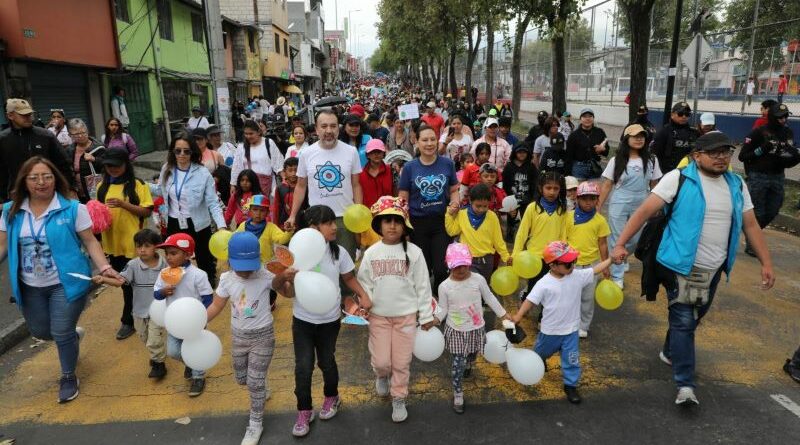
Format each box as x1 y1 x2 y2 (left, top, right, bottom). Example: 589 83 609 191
6 98 34 115
483 117 499 128
623 124 647 138
694 131 734 152
637 105 649 114
426 101 436 109
365 138 386 153
576 181 600 197
445 243 472 269
769 103 790 118
700 112 716 126
563 111 571 117
192 106 201 112
349 103 365 118
498 116 512 127
488 108 498 117
158 233 196 256
246 194 270 209
579 108 594 117
565 176 579 190
191 127 208 138
543 241 579 264
537 110 549 118
671 102 691 113
343 113 362 125
206 125 223 135
100 148 129 167
227 232 262 271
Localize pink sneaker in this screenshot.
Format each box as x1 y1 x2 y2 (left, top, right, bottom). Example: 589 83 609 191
292 410 315 437
319 395 341 420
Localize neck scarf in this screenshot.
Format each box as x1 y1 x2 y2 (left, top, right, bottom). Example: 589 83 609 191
108 175 125 184
574 206 596 225
539 197 558 215
466 205 487 230
245 219 267 239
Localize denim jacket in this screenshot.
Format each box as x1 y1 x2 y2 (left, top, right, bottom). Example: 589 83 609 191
159 163 225 231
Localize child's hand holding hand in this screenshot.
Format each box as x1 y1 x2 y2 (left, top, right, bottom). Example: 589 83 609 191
420 319 439 331
510 313 522 325
162 285 176 296
91 275 104 284
602 269 610 279
447 204 458 216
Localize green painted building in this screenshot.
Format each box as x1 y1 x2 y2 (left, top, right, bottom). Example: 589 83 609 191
107 0 214 153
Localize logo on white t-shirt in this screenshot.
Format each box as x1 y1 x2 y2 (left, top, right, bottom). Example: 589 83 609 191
314 161 345 192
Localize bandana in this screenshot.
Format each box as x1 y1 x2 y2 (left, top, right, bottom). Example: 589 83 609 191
573 206 596 225
245 219 267 239
539 197 558 215
466 205 487 230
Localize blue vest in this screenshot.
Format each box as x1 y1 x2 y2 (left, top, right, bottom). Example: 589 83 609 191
656 162 744 276
3 194 92 306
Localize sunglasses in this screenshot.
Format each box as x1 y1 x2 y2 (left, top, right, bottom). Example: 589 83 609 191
676 112 691 117
174 149 192 155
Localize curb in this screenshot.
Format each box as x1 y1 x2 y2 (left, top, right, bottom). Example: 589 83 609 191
0 318 29 355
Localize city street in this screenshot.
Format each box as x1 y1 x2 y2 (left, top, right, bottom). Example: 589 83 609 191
1 229 799 444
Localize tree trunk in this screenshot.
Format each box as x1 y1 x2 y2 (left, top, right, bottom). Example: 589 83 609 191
512 14 531 123
485 18 495 107
551 34 567 115
421 62 430 91
465 21 483 105
449 44 458 96
623 0 656 122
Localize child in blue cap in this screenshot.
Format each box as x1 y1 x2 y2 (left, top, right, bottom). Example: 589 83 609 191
206 231 276 445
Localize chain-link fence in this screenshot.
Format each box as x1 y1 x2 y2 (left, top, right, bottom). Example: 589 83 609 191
453 0 800 120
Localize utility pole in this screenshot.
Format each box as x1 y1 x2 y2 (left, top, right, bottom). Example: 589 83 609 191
202 0 231 140
663 0 684 125
740 0 760 114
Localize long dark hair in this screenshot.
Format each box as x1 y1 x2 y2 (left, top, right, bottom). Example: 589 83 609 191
339 119 368 148
7 157 72 221
298 205 340 261
612 132 652 184
97 156 141 206
103 117 124 146
233 169 262 201
242 120 264 166
532 171 567 215
162 132 202 183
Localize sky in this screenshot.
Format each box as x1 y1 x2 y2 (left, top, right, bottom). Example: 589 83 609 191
322 0 381 59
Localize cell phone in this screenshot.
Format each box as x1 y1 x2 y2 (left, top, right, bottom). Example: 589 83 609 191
448 127 455 136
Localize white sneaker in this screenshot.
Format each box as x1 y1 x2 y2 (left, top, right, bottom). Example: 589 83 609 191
391 398 408 423
578 330 588 339
659 351 672 366
76 327 86 343
375 376 390 397
675 387 699 406
241 425 263 445
613 279 624 290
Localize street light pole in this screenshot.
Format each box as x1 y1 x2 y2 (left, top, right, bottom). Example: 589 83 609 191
348 9 360 54
740 0 760 114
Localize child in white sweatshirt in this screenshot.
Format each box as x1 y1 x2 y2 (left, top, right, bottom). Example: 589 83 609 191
357 196 437 424
437 242 510 414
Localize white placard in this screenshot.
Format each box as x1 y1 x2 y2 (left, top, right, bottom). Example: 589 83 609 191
397 103 420 120
216 87 230 112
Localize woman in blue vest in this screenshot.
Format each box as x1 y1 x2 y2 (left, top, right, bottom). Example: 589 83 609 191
0 157 122 403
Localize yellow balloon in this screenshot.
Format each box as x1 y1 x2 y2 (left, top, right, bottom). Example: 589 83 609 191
209 230 233 261
343 204 372 233
512 251 543 279
490 266 519 296
595 279 624 310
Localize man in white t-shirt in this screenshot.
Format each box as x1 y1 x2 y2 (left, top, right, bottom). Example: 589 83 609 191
286 110 363 258
612 131 775 407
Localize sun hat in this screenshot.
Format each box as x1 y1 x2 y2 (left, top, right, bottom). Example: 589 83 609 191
576 181 600 196
384 149 413 164
565 176 579 190
445 243 472 269
158 233 196 256
370 196 413 234
543 241 579 264
227 232 262 272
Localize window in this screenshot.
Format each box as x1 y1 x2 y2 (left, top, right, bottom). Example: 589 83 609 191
222 32 228 49
284 38 288 56
191 13 204 43
275 33 280 53
156 0 173 41
248 31 256 52
115 0 130 22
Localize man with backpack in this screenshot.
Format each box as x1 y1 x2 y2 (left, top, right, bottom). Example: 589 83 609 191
611 131 775 407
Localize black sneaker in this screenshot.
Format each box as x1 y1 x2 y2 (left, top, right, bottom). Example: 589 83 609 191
463 363 472 379
784 359 800 383
149 361 167 380
564 385 581 404
184 366 193 380
188 378 205 397
58 375 80 403
116 324 135 340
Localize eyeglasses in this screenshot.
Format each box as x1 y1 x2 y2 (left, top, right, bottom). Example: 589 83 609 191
69 131 87 137
700 148 735 159
676 112 691 118
26 174 55 183
174 149 192 155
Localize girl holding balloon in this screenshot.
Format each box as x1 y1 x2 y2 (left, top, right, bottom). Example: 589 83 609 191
357 196 437 424
272 205 372 438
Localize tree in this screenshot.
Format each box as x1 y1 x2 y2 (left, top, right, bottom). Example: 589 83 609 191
511 12 533 122
615 0 722 49
619 0 658 122
725 0 800 74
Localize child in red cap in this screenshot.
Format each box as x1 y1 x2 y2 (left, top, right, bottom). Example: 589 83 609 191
511 241 611 404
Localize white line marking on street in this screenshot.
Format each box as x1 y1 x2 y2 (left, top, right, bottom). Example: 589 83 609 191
771 394 800 419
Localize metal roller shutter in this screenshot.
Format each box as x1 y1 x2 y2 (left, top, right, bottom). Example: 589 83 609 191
27 63 92 133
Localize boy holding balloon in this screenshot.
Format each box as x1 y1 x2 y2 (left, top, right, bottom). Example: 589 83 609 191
152 233 215 397
511 241 612 404
206 232 276 445
93 228 168 380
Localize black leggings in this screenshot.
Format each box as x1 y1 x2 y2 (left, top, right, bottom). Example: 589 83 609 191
410 214 451 297
167 217 217 287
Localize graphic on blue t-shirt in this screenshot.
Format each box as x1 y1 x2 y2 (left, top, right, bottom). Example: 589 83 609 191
314 161 345 192
414 174 447 201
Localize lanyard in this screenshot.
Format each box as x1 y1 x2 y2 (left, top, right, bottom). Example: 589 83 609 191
173 168 190 202
27 212 47 247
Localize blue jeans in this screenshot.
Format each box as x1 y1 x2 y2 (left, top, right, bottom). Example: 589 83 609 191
20 283 86 376
608 199 644 281
533 331 581 387
571 160 593 180
167 333 206 378
662 267 723 388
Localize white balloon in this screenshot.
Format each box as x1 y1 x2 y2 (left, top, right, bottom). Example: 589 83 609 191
294 271 339 315
164 297 207 340
149 299 167 327
483 330 509 364
289 228 327 270
505 347 545 385
180 330 222 371
413 327 445 362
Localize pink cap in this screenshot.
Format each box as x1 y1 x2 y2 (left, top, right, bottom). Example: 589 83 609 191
366 138 386 153
576 181 600 197
445 243 472 269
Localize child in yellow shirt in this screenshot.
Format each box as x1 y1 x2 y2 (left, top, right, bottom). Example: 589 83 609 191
565 182 610 338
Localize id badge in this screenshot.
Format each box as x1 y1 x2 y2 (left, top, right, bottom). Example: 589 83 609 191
32 255 46 278
178 215 188 230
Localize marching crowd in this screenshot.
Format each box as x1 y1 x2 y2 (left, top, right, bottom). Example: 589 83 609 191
0 77 798 444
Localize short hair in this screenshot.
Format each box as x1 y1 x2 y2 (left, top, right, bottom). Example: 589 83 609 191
67 118 88 132
475 142 491 156
316 109 338 123
284 157 299 168
366 114 380 123
133 228 162 246
113 85 124 95
469 183 492 202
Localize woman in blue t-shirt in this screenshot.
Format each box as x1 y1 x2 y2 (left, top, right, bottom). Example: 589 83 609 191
399 125 460 295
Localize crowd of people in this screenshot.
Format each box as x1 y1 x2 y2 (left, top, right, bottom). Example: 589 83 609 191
0 75 798 445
